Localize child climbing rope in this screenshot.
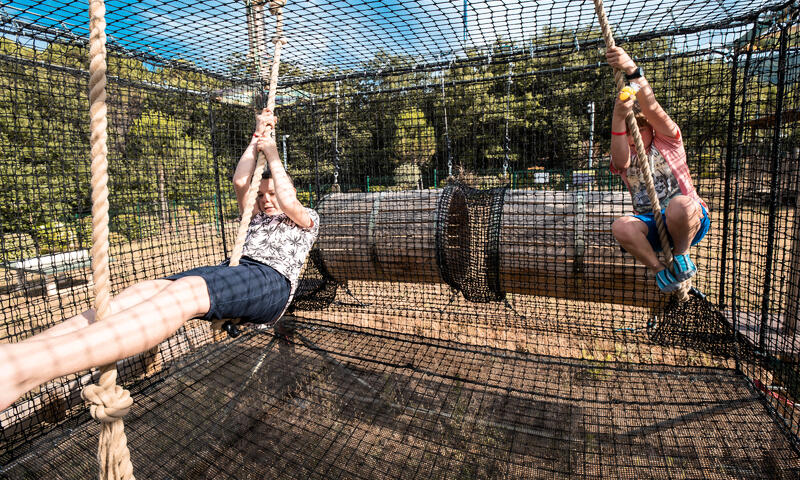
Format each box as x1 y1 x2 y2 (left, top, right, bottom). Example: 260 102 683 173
0 108 319 410
607 45 711 293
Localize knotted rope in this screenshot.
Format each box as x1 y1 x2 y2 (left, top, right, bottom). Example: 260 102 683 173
592 0 690 301
229 0 287 267
83 0 136 478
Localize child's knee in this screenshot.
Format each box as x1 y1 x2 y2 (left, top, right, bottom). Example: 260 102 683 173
666 196 698 224
612 217 639 243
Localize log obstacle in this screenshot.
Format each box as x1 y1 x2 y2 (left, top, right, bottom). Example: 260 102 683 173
315 186 662 307
499 190 661 306
316 190 442 284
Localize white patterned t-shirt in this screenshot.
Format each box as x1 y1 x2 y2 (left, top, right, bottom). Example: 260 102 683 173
242 208 320 310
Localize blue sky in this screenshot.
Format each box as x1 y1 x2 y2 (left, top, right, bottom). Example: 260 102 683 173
0 0 787 74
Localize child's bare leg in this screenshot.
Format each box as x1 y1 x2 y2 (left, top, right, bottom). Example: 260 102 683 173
612 216 664 273
24 279 174 342
0 276 210 410
665 195 702 255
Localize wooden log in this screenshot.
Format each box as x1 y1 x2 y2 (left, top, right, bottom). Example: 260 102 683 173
317 191 442 284
499 190 660 306
314 189 662 307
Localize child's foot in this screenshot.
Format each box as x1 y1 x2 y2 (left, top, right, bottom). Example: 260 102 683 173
672 253 697 282
655 268 680 293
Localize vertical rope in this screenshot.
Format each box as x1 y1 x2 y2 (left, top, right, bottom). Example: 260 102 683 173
440 63 453 178
503 62 512 177
229 0 287 266
592 0 690 300
81 1 136 479
331 80 341 192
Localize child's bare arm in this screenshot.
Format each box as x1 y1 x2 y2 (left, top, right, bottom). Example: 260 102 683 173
606 46 679 139
257 133 314 229
233 109 275 214
611 95 633 171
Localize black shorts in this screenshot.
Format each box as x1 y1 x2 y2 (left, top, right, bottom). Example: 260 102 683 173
166 257 290 325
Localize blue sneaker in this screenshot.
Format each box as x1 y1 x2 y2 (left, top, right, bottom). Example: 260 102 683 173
672 254 697 282
655 268 680 293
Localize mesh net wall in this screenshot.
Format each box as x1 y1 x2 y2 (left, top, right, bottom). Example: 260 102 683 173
2 0 800 478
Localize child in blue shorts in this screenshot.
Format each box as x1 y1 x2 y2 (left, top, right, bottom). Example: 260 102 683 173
606 46 711 293
0 109 319 410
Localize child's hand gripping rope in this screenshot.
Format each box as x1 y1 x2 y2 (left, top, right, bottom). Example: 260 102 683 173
618 82 641 101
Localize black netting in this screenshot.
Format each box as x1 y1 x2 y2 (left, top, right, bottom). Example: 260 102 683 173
2 0 800 478
286 248 339 313
435 181 507 303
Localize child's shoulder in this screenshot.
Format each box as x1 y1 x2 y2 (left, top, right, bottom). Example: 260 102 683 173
652 130 684 158
654 126 683 147
285 208 319 233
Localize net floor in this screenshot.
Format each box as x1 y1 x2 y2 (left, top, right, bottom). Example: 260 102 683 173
3 321 800 479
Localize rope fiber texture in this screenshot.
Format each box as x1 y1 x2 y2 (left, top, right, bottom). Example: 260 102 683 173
229 1 287 267
592 0 691 301
83 0 136 478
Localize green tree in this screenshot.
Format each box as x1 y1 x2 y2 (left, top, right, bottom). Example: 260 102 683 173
124 110 215 222
392 106 435 187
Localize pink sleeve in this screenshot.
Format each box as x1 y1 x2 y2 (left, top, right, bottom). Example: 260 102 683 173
609 158 620 175
655 126 682 149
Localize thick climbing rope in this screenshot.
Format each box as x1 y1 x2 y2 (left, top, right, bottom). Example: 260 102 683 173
82 1 136 479
592 0 690 301
440 62 453 178
503 62 512 177
331 80 342 193
229 0 288 266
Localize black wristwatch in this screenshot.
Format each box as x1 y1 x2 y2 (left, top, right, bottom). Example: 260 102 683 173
625 67 644 80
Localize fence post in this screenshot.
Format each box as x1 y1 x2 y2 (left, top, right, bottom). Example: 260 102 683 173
760 23 789 351
213 193 220 235
719 47 740 309
172 200 179 236
136 203 142 239
208 96 228 256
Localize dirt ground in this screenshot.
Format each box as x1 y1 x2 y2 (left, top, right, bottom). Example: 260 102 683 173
2 191 800 473
3 328 799 479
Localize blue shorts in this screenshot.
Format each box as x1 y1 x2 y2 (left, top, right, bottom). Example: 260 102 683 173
166 257 290 325
631 202 711 252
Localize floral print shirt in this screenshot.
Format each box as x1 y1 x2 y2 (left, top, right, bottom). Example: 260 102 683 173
242 208 320 309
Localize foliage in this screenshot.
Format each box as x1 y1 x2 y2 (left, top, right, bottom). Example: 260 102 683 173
393 106 436 168
296 190 313 207
124 110 216 208
111 214 162 241
33 221 79 254
108 232 128 245
219 197 241 220
393 163 422 188
172 206 202 226
0 232 36 261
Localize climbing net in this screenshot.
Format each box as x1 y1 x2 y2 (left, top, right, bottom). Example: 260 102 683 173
1 0 800 478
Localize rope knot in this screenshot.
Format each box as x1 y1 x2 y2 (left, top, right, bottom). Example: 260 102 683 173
82 378 133 423
675 280 691 302
272 36 288 45
268 0 286 15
